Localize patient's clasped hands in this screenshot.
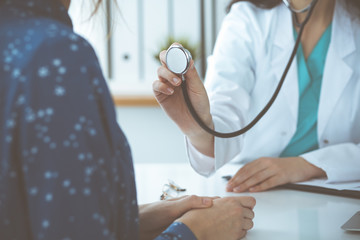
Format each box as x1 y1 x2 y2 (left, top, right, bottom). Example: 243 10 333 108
139 195 256 240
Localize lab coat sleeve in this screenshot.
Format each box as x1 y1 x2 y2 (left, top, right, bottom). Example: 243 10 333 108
186 4 258 176
301 142 360 183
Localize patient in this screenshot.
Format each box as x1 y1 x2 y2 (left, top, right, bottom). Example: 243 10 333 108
0 0 255 239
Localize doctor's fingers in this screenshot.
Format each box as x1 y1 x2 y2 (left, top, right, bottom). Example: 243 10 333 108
157 65 182 87
153 79 176 96
227 161 268 192
182 60 205 90
159 50 167 66
232 168 275 193
249 175 285 192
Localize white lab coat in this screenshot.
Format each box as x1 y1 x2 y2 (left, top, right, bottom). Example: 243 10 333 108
186 0 360 183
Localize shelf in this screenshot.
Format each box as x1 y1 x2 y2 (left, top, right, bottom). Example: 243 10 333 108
112 95 159 107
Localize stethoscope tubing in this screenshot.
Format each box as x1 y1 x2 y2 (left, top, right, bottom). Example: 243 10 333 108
181 0 319 138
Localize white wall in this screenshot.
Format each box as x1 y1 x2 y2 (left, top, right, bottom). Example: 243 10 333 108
68 1 109 75
69 0 230 94
116 107 188 163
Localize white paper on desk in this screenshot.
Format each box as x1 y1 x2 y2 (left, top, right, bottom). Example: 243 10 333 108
295 178 360 191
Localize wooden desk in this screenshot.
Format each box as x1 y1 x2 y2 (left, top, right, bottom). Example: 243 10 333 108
134 163 360 240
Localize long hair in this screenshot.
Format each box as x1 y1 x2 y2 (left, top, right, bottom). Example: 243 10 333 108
227 0 360 14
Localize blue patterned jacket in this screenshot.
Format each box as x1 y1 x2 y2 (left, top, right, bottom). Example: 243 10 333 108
0 0 196 239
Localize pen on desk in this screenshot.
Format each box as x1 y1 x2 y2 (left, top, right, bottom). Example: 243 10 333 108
222 175 232 181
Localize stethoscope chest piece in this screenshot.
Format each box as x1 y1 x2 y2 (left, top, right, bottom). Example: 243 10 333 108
166 45 192 76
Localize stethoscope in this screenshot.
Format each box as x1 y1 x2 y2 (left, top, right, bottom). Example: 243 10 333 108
165 0 319 138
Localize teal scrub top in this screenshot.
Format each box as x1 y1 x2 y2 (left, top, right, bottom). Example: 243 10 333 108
280 23 332 157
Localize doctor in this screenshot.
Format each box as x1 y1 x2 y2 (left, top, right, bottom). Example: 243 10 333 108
153 0 360 193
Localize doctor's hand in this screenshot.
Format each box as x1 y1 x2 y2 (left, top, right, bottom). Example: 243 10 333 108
153 43 215 157
139 195 217 240
177 196 256 240
226 157 327 193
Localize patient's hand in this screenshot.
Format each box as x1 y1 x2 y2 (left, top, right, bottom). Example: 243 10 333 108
139 195 216 240
177 196 256 240
226 157 327 193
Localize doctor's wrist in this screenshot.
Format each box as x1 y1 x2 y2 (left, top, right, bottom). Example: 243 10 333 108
289 157 327 183
186 131 215 158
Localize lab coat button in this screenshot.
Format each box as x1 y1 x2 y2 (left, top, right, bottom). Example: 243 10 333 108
281 131 287 136
323 139 329 144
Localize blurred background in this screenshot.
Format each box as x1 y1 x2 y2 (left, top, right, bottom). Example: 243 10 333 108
68 0 229 163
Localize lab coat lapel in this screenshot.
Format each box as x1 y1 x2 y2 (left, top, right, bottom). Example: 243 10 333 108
271 5 298 122
318 0 355 138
